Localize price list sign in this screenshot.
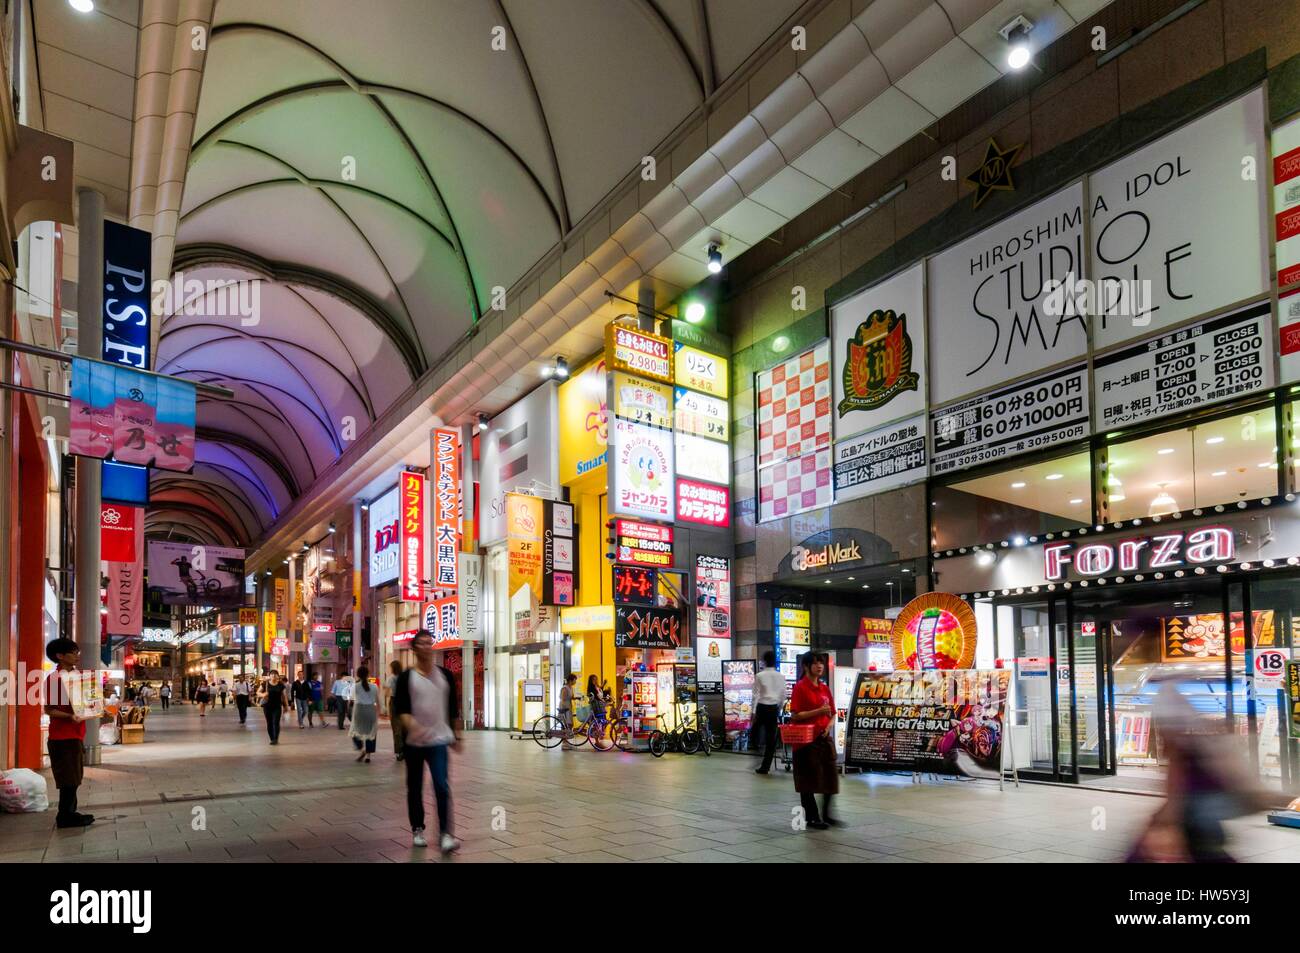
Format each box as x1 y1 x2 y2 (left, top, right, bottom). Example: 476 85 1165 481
1095 301 1273 428
931 365 1089 475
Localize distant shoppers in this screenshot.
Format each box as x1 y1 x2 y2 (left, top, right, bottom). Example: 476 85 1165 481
586 674 608 724
233 675 251 725
43 637 95 828
333 671 354 730
159 681 172 710
384 660 405 761
138 683 151 706
752 650 784 774
259 671 289 745
309 674 324 725
559 673 577 745
393 630 461 853
350 667 380 763
218 679 229 709
196 678 211 717
789 652 839 830
292 673 313 728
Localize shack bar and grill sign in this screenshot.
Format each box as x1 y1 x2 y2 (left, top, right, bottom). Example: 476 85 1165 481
615 605 681 649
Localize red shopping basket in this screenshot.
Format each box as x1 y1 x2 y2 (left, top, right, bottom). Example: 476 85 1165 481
779 722 816 745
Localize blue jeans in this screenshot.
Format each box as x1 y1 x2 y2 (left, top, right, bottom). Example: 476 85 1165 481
295 698 309 725
405 744 451 834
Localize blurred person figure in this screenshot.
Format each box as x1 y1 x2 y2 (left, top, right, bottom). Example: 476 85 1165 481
393 630 461 854
233 675 251 725
258 671 289 745
292 672 313 728
309 674 325 725
350 666 380 763
752 650 784 774
195 678 211 717
333 671 355 729
384 660 405 761
159 681 172 710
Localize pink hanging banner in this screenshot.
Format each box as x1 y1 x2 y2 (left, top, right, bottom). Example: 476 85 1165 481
106 517 145 636
112 369 157 465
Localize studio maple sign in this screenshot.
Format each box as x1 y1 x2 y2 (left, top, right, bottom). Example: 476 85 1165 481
1043 527 1234 581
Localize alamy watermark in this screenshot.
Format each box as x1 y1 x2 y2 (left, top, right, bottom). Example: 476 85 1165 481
1042 273 1155 325
151 271 262 326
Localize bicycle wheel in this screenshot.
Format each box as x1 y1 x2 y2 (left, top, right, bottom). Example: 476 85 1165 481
648 730 667 757
681 728 702 754
563 719 589 747
590 719 616 751
610 718 633 751
532 715 564 749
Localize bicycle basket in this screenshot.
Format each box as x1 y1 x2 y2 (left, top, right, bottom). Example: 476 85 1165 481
779 723 816 745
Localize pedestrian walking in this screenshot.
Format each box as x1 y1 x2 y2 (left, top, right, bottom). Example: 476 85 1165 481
789 652 839 830
292 673 313 727
751 650 784 774
218 679 229 709
332 671 354 730
393 630 461 853
350 667 380 763
196 678 211 717
159 681 172 710
42 637 95 828
384 660 404 761
233 675 251 724
259 671 289 744
309 674 325 725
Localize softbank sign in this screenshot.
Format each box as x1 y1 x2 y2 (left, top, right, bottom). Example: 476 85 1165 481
368 486 400 586
1044 527 1234 581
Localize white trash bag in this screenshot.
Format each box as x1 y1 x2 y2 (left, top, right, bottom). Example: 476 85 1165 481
99 722 120 746
0 768 49 813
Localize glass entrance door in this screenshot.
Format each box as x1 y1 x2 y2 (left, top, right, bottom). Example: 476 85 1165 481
1004 598 1073 780
1068 607 1112 774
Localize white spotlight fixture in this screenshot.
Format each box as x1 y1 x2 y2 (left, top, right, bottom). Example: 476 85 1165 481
476 412 489 433
69 0 95 12
328 521 336 534
553 356 569 380
684 301 707 324
360 502 369 512
706 243 723 274
999 14 1034 70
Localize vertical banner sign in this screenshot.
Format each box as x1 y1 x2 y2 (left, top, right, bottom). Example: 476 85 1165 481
99 503 138 562
263 611 277 654
399 470 425 602
432 428 461 590
68 360 195 470
106 515 144 636
506 493 545 600
274 579 288 633
542 501 576 605
694 555 731 691
102 221 151 369
1287 660 1300 739
1275 113 1300 290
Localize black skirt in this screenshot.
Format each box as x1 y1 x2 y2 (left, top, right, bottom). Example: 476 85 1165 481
792 733 839 795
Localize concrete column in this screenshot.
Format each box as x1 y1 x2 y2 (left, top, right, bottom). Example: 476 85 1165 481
75 188 105 764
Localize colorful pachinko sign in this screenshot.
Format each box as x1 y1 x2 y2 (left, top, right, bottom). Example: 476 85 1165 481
607 323 673 383
399 469 425 602
891 593 977 671
432 428 461 590
845 669 1011 777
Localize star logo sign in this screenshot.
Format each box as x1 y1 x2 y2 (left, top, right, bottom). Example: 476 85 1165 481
966 137 1024 209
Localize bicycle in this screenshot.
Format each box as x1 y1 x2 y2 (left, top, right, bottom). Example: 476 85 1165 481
648 706 701 757
533 707 631 752
696 709 723 756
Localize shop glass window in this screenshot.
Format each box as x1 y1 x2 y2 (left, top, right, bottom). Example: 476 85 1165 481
1103 409 1277 522
931 450 1091 551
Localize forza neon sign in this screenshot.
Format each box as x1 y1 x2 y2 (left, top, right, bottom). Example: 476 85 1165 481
1043 527 1234 581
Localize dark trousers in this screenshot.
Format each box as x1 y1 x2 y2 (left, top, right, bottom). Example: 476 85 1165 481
235 695 249 723
48 738 83 822
800 793 835 825
390 713 405 759
336 699 350 729
352 735 377 754
219 693 227 708
264 704 282 742
752 703 779 770
404 744 451 834
160 696 170 709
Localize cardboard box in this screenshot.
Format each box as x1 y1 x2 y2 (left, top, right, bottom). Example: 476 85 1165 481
120 724 145 745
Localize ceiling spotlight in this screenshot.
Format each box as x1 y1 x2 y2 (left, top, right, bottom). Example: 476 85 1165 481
684 301 707 324
360 503 369 512
553 356 569 380
976 551 995 567
264 570 272 577
476 412 489 433
283 558 289 565
301 542 309 552
69 0 95 12
1045 473 1063 480
1205 436 1224 445
1011 481 1026 489
328 521 336 534
707 243 723 274
772 335 791 354
1000 15 1034 70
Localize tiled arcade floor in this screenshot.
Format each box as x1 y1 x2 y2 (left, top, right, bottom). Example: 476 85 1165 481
2 703 1296 863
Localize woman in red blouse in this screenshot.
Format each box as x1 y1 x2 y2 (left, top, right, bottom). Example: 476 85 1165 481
789 652 839 829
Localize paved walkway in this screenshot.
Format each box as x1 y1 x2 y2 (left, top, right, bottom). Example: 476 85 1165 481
2 703 1296 863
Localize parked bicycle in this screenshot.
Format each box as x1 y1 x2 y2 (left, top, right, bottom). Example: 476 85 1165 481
533 708 630 752
695 709 723 756
648 706 701 757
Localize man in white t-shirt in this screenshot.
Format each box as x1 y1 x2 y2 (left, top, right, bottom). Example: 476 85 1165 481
233 676 251 725
752 650 787 774
393 631 461 853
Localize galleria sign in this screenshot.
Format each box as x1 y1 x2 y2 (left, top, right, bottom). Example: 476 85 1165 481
1043 527 1234 581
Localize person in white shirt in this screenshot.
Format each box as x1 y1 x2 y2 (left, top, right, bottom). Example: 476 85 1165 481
752 650 787 774
233 676 251 725
392 631 461 854
332 672 355 730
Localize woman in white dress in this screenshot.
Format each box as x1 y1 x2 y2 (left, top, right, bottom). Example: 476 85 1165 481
350 665 381 763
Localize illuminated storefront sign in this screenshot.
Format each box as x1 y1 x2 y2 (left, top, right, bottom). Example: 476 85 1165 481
560 604 615 633
614 605 682 649
399 470 425 601
891 593 978 671
791 540 860 571
432 428 460 590
612 372 673 429
506 493 545 600
673 344 728 398
423 596 461 648
558 358 608 482
674 431 729 485
607 324 673 383
615 518 673 568
613 565 657 605
676 478 730 527
674 387 728 441
368 485 400 586
1043 527 1234 581
610 418 674 520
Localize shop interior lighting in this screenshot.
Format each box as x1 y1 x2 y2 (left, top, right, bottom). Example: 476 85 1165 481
328 521 336 534
476 413 490 433
1157 448 1174 455
999 14 1034 70
706 243 723 274
1011 481 1026 489
1045 473 1063 480
69 0 94 11
684 301 707 324
1205 436 1224 445
1149 484 1177 516
553 356 569 380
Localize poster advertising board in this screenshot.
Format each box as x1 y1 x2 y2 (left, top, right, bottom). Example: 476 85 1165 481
831 263 925 440
722 659 755 742
615 518 673 568
695 555 730 690
931 364 1088 475
506 493 544 601
541 500 576 606
1281 288 1300 386
610 417 674 520
757 341 832 523
696 636 729 692
478 382 557 546
147 541 246 608
1274 112 1300 290
833 413 926 501
1094 301 1273 429
1089 89 1268 350
845 669 1011 778
927 183 1086 406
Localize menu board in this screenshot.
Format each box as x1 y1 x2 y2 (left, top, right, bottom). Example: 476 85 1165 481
833 413 927 502
1094 301 1273 428
931 365 1088 475
722 659 755 743
845 670 1010 778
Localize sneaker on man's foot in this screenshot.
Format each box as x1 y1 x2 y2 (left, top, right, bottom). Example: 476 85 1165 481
440 833 460 855
412 829 428 848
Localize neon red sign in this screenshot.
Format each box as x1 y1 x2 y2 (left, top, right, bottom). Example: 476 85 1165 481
400 470 425 602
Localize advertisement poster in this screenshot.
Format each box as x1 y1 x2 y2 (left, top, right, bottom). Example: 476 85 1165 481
931 364 1088 475
696 637 729 691
367 485 400 586
831 262 925 440
615 518 673 568
147 541 246 608
1275 112 1300 289
759 447 833 523
845 669 1011 777
673 344 728 398
106 513 144 636
833 666 860 756
478 383 558 546
674 387 729 441
677 478 730 527
1089 89 1268 350
614 604 682 649
927 182 1086 406
506 493 544 600
607 324 673 383
695 555 731 690
612 372 673 429
1281 288 1300 385
722 659 755 740
833 413 927 502
610 417 674 520
757 340 832 523
1093 301 1273 428
399 469 425 602
1287 661 1300 739
541 500 576 606
1159 611 1273 661
674 431 729 485
558 357 608 483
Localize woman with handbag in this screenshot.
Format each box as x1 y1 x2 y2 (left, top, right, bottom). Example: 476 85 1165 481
789 652 840 831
